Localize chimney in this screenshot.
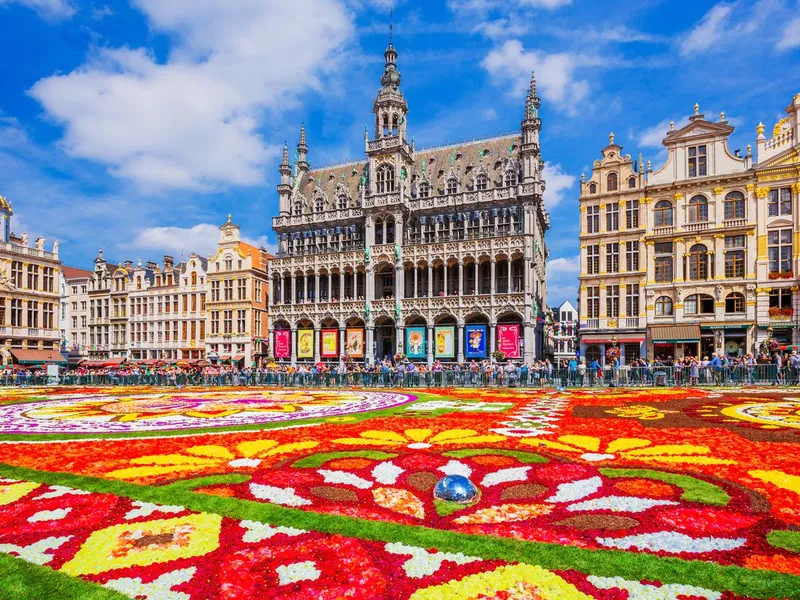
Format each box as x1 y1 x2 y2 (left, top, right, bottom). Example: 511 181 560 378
146 260 158 270
124 260 133 270
163 255 174 270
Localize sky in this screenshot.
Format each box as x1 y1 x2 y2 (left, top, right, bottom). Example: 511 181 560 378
0 0 799 307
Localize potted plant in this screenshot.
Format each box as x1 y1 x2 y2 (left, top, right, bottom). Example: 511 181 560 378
492 350 506 362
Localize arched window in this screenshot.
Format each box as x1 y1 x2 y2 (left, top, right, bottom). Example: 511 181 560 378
504 169 517 187
136 277 142 290
314 195 324 213
655 296 673 316
628 176 636 188
419 181 430 198
386 217 395 243
376 164 395 194
685 294 714 315
391 114 398 136
688 195 708 222
724 191 745 220
374 218 384 244
607 172 618 191
191 272 197 286
293 201 303 216
224 256 233 271
589 182 597 194
725 292 745 313
382 114 389 137
688 244 708 280
337 193 348 210
476 173 488 191
654 200 673 227
446 177 458 195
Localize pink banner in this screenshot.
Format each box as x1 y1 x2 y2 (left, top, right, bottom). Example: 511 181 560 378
274 330 291 359
497 324 520 358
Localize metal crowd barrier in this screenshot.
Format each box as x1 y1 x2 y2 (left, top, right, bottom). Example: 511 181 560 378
1 365 798 388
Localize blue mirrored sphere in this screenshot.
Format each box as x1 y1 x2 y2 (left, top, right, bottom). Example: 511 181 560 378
433 475 480 504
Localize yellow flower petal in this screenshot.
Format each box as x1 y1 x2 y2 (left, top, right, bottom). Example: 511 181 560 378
625 444 710 457
750 469 800 495
404 428 433 442
263 441 319 456
236 440 278 458
106 464 207 479
428 429 480 443
519 439 583 453
185 446 235 460
130 454 220 466
558 435 601 451
332 437 404 446
642 456 736 465
358 430 408 443
433 434 507 446
606 438 652 453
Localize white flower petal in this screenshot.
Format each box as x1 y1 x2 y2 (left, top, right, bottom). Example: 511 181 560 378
480 466 531 487
597 532 746 554
580 453 616 462
372 461 404 485
587 575 722 600
229 458 261 468
317 469 373 489
438 460 472 478
34 486 91 499
546 476 603 503
250 483 311 506
124 501 185 520
27 508 72 523
384 542 480 578
567 496 678 513
104 567 196 600
0 536 72 565
276 561 321 585
240 520 306 543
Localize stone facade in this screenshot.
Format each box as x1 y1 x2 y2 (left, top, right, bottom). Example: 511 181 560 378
61 266 93 363
579 95 800 363
551 300 577 364
268 42 549 365
205 218 271 366
0 195 62 366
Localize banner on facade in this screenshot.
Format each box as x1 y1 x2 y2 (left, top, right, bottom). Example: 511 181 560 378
321 329 338 358
345 328 364 358
464 324 487 359
497 324 520 358
274 330 291 359
405 326 426 359
297 329 314 359
434 325 455 359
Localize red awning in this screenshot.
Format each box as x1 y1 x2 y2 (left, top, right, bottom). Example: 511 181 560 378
232 354 245 361
79 359 126 368
9 349 67 365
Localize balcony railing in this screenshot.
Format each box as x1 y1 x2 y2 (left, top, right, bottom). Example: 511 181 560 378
624 317 641 328
652 226 675 236
684 222 709 232
585 319 600 329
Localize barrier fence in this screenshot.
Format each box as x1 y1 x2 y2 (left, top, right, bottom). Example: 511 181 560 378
2 365 798 388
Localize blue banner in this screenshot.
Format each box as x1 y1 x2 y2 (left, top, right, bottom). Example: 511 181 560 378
464 324 487 359
405 326 426 359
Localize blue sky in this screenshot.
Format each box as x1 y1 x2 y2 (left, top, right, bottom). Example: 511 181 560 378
0 0 799 305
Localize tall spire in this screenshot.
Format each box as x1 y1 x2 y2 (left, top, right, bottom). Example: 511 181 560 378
280 142 291 172
524 71 539 120
380 8 401 90
296 124 308 171
527 72 537 100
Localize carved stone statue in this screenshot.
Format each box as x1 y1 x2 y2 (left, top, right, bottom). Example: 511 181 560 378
394 243 401 261
714 284 723 300
675 289 683 302
53 240 59 255
364 247 371 264
395 302 401 321
746 284 756 300
35 237 45 251
21 232 28 247
365 302 371 322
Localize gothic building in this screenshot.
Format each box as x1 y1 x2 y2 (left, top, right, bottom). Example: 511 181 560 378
267 41 549 365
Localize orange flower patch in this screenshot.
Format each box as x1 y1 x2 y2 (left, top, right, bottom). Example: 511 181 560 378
471 455 518 468
745 554 800 575
614 479 675 498
327 458 375 469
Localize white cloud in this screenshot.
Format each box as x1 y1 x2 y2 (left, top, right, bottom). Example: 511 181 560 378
124 223 274 258
29 0 354 190
679 3 734 56
0 0 75 20
447 0 570 13
637 119 673 148
482 40 590 112
546 255 579 305
777 16 800 50
542 162 575 209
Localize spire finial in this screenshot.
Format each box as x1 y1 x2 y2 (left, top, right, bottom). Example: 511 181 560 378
227 213 232 223
389 5 393 44
609 131 615 145
299 124 307 147
528 71 537 97
694 102 700 115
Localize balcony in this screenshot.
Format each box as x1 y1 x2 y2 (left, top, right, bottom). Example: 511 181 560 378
652 226 675 236
684 222 709 232
722 218 748 228
624 317 641 328
585 318 600 330
0 326 60 338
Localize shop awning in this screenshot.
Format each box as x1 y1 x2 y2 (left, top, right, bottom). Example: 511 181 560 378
650 325 701 343
79 358 126 368
232 354 245 361
581 335 645 344
9 349 68 365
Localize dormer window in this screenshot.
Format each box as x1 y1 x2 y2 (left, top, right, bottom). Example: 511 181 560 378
589 182 597 194
606 172 618 191
476 174 488 191
628 176 636 188
337 194 348 210
418 181 430 198
293 202 302 216
504 169 517 187
314 196 324 213
688 145 707 177
446 177 458 195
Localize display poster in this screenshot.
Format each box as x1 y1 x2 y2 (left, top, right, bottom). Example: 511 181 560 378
274 330 291 359
405 326 426 359
434 325 455 359
497 324 521 358
297 329 314 359
464 324 488 359
321 329 338 358
345 328 364 358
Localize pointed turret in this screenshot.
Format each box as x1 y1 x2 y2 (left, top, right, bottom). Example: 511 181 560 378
521 71 542 186
277 141 293 216
297 125 309 172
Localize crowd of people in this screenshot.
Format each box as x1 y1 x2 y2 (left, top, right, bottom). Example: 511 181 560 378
3 350 800 387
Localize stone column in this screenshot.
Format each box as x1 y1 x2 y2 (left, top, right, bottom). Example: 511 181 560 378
427 325 434 366
490 322 497 358
327 273 332 302
443 263 449 296
314 273 319 302
269 330 275 359
366 326 375 365
396 324 404 356
490 259 496 295
413 266 418 298
457 323 465 363
290 327 297 366
339 327 346 365
475 261 479 294
395 263 404 300
314 327 320 362
458 262 464 296
427 264 433 298
713 234 725 280
338 271 344 303
524 322 535 364
675 239 685 282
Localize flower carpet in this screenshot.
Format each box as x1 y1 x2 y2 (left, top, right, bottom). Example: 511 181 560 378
0 387 799 598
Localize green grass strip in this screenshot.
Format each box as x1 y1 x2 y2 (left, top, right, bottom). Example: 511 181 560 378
292 450 398 468
159 473 251 492
433 499 472 516
0 553 126 600
600 467 730 506
442 448 548 463
768 530 800 553
0 463 798 599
